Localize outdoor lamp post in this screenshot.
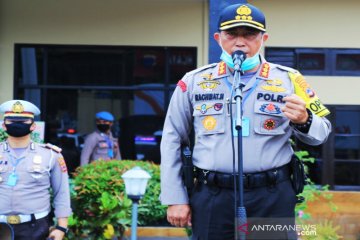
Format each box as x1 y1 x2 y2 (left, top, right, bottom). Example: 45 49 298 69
122 166 151 240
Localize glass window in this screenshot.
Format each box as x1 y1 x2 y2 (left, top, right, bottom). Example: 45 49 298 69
16 45 197 86
335 109 360 160
14 44 197 167
298 53 325 71
294 105 360 190
265 47 360 76
335 162 360 186
336 53 360 71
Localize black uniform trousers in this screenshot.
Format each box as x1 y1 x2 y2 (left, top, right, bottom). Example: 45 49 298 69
190 179 298 240
11 215 50 240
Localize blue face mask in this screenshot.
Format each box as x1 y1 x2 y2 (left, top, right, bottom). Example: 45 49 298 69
219 38 263 71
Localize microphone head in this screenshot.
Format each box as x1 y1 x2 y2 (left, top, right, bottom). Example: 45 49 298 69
232 50 246 62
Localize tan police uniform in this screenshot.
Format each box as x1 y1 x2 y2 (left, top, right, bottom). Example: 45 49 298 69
80 130 121 166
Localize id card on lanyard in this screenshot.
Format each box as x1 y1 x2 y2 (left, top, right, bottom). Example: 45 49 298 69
225 77 260 137
6 155 25 187
104 135 114 158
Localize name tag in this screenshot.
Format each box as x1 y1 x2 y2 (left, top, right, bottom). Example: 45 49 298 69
232 117 250 137
108 149 114 158
7 173 18 186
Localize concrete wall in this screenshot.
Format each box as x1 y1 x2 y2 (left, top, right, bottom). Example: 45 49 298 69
0 0 359 105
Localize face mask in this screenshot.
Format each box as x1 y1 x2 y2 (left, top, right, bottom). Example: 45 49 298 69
5 122 32 137
97 124 111 133
219 35 263 71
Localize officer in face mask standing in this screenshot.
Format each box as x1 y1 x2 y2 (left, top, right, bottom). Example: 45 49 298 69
80 111 121 166
0 100 72 240
160 3 331 240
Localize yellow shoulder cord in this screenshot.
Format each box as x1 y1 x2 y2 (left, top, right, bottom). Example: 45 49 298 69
288 72 330 117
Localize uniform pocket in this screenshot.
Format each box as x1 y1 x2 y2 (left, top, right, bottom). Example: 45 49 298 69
96 141 108 154
253 96 288 135
27 166 49 183
254 115 287 135
193 102 225 135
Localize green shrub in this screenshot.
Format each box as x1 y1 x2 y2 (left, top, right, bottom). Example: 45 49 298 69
294 150 337 221
0 128 8 142
67 160 166 240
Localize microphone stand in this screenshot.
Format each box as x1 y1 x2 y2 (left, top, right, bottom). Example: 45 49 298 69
233 63 247 240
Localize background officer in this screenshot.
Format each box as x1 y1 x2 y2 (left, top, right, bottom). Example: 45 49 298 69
0 100 72 240
80 111 121 166
160 3 331 239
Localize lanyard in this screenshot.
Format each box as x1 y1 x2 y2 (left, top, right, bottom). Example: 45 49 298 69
102 134 113 148
101 133 114 158
224 76 261 110
7 154 26 172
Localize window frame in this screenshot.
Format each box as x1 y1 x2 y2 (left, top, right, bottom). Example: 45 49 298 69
265 47 360 76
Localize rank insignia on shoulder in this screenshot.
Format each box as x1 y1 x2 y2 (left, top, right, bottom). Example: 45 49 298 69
44 143 62 153
218 62 227 76
177 80 187 92
259 63 270 78
57 157 67 173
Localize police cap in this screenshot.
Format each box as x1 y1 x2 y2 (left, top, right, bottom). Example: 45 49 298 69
0 100 40 120
218 3 266 32
95 111 114 121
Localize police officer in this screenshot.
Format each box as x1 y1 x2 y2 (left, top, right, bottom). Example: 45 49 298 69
0 100 72 240
160 3 331 239
80 111 121 166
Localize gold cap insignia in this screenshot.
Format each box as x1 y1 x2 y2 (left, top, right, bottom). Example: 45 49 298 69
11 101 24 113
236 5 253 21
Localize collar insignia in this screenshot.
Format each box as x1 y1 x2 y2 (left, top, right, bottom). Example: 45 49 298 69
259 63 270 78
218 62 227 76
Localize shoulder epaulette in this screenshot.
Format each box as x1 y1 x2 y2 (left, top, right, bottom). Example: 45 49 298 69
42 143 62 153
185 63 217 76
275 64 298 74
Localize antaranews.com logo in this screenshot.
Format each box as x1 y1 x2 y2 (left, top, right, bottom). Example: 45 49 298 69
236 218 317 239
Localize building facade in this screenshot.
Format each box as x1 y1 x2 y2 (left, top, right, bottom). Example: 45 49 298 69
0 0 359 189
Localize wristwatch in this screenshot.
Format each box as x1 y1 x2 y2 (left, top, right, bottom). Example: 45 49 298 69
55 225 69 234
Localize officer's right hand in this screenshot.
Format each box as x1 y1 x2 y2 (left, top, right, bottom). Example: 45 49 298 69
167 204 192 227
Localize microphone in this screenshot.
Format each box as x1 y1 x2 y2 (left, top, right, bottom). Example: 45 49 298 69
232 50 246 71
